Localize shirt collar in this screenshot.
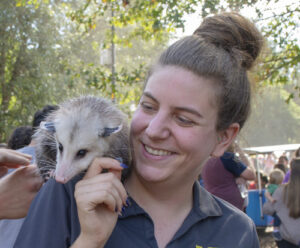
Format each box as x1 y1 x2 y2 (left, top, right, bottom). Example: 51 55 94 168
193 181 222 218
119 181 222 219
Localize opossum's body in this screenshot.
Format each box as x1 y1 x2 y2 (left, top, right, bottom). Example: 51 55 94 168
34 96 130 184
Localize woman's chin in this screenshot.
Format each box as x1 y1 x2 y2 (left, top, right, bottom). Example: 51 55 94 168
136 166 168 183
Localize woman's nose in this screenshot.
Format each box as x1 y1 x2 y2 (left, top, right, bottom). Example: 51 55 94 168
145 112 170 140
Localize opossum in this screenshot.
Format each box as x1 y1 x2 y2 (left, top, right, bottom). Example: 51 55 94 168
34 96 131 184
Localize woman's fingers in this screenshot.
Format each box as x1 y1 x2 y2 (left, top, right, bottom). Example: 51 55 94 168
0 149 32 168
76 172 127 213
78 172 127 205
76 184 121 213
83 157 124 180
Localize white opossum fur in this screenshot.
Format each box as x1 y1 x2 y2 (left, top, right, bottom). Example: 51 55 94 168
34 96 131 184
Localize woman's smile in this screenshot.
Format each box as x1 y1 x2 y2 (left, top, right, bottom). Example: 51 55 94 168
144 144 173 156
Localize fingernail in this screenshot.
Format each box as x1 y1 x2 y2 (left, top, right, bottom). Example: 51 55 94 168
115 206 118 213
126 198 130 206
120 163 128 169
122 206 126 213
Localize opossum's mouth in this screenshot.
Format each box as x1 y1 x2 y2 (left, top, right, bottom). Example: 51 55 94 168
144 144 173 156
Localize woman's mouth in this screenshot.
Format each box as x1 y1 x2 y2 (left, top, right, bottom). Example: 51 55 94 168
144 145 172 156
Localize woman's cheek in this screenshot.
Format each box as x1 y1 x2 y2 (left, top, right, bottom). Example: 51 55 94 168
130 109 147 135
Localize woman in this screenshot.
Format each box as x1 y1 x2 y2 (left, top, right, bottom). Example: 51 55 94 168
264 158 300 247
14 12 263 248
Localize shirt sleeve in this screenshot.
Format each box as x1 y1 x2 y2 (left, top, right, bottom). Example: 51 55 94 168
220 152 247 177
14 177 80 248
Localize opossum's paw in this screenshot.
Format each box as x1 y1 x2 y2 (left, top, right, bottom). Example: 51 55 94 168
49 169 56 179
42 169 56 182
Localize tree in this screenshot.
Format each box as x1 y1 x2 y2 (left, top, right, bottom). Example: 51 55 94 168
0 0 91 142
66 0 199 108
2 0 299 146
1 0 178 141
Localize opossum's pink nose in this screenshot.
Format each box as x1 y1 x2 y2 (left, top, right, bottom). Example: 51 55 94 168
55 175 68 184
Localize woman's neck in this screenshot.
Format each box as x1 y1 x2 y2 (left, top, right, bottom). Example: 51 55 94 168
125 171 194 213
125 171 195 248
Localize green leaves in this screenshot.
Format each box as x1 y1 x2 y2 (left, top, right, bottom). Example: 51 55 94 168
69 0 197 42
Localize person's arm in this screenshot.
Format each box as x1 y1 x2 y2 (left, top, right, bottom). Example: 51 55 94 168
0 165 43 219
234 144 256 174
222 152 256 181
234 143 251 167
240 167 256 181
265 190 276 203
71 157 127 248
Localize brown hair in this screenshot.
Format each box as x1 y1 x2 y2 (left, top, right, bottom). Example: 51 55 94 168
151 12 263 131
278 155 288 164
284 157 300 218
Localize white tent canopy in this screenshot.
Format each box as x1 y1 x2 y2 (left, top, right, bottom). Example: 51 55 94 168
244 144 300 155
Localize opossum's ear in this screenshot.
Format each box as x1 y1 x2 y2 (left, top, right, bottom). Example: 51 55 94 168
101 124 122 137
40 121 56 133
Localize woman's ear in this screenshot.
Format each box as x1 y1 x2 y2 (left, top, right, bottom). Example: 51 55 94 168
211 123 240 157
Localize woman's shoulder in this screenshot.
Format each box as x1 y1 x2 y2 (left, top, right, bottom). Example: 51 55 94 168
202 191 259 247
200 184 256 228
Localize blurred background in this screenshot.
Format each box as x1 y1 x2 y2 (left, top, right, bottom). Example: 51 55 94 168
0 0 299 147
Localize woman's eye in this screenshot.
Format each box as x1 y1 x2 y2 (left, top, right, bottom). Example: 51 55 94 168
175 116 195 126
76 149 88 158
58 143 63 153
140 102 155 112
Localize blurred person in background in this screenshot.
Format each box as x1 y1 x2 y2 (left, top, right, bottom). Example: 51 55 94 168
264 169 285 241
202 143 256 211
263 158 300 247
7 126 33 151
248 170 268 190
283 147 300 184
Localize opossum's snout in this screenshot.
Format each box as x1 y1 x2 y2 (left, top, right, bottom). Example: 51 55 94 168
55 174 69 184
55 162 79 184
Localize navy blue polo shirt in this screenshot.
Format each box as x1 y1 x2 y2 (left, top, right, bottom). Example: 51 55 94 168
14 176 259 248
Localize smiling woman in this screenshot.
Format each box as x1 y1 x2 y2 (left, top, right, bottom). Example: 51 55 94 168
14 12 264 248
130 66 220 184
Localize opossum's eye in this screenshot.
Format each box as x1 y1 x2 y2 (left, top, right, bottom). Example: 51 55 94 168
76 149 87 158
59 143 63 153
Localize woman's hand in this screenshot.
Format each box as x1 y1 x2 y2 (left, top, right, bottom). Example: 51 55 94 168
72 157 128 248
0 165 43 219
0 149 31 177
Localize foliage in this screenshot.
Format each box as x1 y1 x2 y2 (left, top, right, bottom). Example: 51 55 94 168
69 0 199 43
0 0 91 142
1 0 299 146
65 0 199 105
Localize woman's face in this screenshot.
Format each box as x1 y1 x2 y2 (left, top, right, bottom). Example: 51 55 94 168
130 65 228 184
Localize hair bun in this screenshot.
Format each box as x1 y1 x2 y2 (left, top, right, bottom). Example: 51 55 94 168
193 12 263 69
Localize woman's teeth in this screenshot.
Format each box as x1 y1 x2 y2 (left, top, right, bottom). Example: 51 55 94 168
145 145 171 156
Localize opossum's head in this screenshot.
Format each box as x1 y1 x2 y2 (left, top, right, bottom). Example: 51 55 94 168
41 101 125 184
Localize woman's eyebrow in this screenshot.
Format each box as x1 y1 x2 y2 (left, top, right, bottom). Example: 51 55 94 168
142 92 158 103
175 107 203 118
143 91 203 118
